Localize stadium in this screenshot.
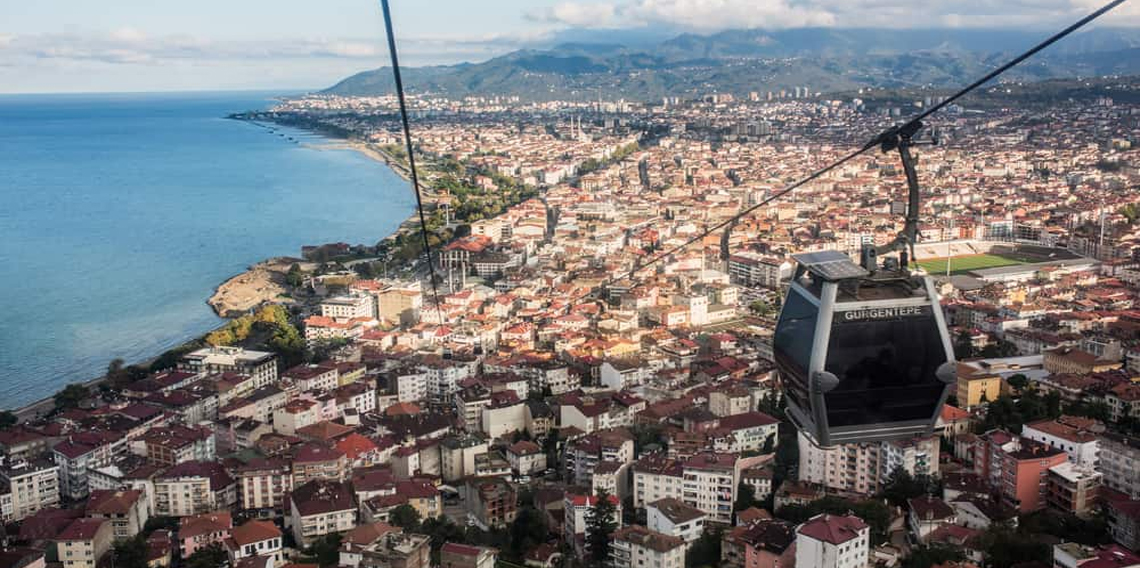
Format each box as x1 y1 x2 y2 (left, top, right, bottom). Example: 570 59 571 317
911 240 1095 282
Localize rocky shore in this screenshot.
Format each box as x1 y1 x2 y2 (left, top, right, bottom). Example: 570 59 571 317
208 258 296 317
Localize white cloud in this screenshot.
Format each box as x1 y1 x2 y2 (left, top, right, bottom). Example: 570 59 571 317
109 27 147 43
624 0 835 30
529 2 619 27
530 0 1137 31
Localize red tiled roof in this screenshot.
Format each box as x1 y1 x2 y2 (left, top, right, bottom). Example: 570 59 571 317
57 519 107 541
230 520 281 546
797 514 867 545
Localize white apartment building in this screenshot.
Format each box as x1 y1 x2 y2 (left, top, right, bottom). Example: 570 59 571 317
0 461 60 522
727 252 792 289
440 435 489 483
420 356 479 400
1099 431 1140 499
58 519 113 568
321 294 375 320
282 364 339 393
799 433 939 496
235 459 293 512
795 514 870 568
481 397 526 439
226 520 284 565
180 346 277 390
394 371 429 403
646 497 706 545
86 489 149 541
681 453 738 525
289 480 357 547
1022 420 1099 467
633 455 684 508
273 399 320 436
54 436 123 501
610 525 687 568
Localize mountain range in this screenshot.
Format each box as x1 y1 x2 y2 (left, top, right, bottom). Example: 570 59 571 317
323 27 1140 101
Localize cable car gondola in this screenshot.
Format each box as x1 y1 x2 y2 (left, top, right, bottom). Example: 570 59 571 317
772 123 957 447
773 250 957 447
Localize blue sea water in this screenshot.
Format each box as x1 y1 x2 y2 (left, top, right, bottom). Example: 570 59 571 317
0 91 415 408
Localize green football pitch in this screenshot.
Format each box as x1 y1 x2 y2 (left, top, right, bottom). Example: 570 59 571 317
915 253 1033 275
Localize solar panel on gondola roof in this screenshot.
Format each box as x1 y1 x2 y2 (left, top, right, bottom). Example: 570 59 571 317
791 251 869 282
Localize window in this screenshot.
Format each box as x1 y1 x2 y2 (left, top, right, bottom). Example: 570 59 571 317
773 288 818 412
824 312 948 426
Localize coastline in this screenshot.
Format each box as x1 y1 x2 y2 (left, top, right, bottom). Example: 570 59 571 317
9 120 420 420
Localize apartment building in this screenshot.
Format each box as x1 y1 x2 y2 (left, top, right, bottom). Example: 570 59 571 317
57 519 113 568
681 452 739 525
1098 432 1140 499
53 433 124 501
226 520 284 565
973 431 1068 513
794 514 869 568
1046 462 1101 517
609 526 686 568
289 480 357 547
464 477 517 531
632 454 684 508
141 425 216 467
180 347 277 390
565 428 635 486
726 252 791 289
321 294 375 320
291 443 348 486
282 364 339 393
178 512 232 559
235 458 293 512
1021 419 1099 467
0 461 60 522
85 490 148 541
154 461 236 517
563 491 623 554
722 518 796 568
646 497 706 545
440 435 489 483
956 365 1002 409
339 525 431 568
505 441 546 475
799 433 939 496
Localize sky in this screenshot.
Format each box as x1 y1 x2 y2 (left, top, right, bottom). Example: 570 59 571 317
2 0 1137 94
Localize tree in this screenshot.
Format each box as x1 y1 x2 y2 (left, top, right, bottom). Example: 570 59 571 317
734 482 758 513
185 543 228 568
389 504 421 532
53 383 89 411
954 330 976 359
286 263 305 287
111 535 149 568
106 358 131 387
144 516 179 534
304 532 343 568
777 496 892 546
585 489 618 564
0 411 17 429
1006 373 1029 392
979 522 1050 568
880 469 939 508
902 545 966 568
761 433 776 454
686 527 723 568
509 507 549 559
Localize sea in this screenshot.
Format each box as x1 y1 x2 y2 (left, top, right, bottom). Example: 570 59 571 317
0 91 416 408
